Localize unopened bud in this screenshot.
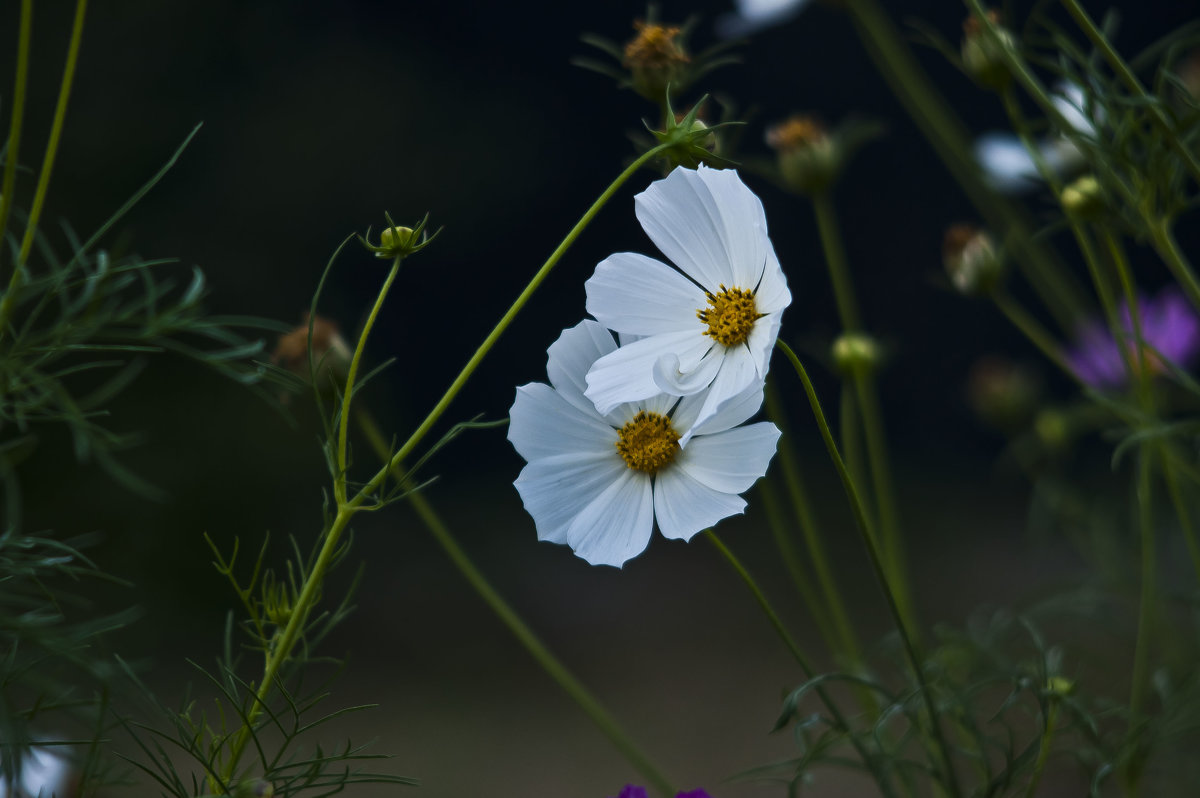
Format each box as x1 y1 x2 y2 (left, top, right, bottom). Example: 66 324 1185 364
962 10 1014 91
967 356 1040 432
1045 676 1075 697
943 224 1002 295
832 332 880 376
1061 174 1104 219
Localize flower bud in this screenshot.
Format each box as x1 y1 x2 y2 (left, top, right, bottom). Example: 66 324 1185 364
1060 174 1104 219
766 116 839 195
623 21 690 103
1034 409 1070 451
1045 676 1075 697
943 224 1002 295
962 10 1014 92
233 779 275 798
359 212 439 260
832 332 881 377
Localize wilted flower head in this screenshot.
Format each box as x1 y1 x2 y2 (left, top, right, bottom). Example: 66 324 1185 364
943 224 1002 295
624 20 691 102
273 313 353 392
766 115 839 194
1063 287 1200 389
961 9 1014 91
509 321 779 568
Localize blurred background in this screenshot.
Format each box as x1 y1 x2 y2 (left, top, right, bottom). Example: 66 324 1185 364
4 0 1198 795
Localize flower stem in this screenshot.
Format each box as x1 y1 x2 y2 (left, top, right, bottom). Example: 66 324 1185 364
841 0 1086 332
350 142 671 510
1159 444 1200 585
0 0 88 343
1128 449 1156 725
334 256 401 503
0 0 33 269
353 408 678 798
1148 218 1200 313
764 380 863 665
810 190 915 638
705 529 898 798
777 339 963 798
1057 0 1200 186
1022 701 1060 798
992 291 1073 378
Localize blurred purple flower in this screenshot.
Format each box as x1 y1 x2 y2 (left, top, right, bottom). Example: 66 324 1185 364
1064 288 1200 389
610 787 713 798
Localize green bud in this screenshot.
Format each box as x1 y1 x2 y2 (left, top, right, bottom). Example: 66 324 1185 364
832 332 881 377
358 212 440 260
1034 409 1070 451
1045 676 1075 697
1061 175 1105 219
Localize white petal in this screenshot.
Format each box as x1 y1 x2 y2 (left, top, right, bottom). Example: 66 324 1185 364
508 383 615 462
715 0 812 37
1051 82 1096 136
675 378 766 438
546 320 620 417
651 338 724 396
677 344 760 443
654 466 747 541
746 311 782 379
566 469 655 567
585 253 708 336
754 248 792 315
678 421 781 493
635 166 769 292
975 132 1041 193
585 329 706 413
514 453 626 544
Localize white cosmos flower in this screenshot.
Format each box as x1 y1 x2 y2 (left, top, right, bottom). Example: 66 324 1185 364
509 320 780 568
975 82 1098 193
715 0 814 38
583 165 791 441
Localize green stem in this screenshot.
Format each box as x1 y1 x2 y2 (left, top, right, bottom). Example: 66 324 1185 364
840 384 869 511
1129 449 1155 724
765 380 863 665
1148 219 1200 313
1057 0 1200 186
992 291 1074 378
0 0 33 265
1022 701 1059 798
350 143 670 510
354 408 677 798
843 0 1087 332
334 256 401 503
1159 444 1200 585
0 0 88 342
811 193 861 332
705 530 897 798
777 339 962 798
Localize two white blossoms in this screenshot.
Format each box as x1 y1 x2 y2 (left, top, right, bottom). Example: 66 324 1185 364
508 165 792 567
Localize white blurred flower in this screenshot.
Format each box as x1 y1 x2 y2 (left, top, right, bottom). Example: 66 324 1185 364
583 165 790 439
0 745 75 798
509 320 779 568
715 0 814 38
975 82 1099 193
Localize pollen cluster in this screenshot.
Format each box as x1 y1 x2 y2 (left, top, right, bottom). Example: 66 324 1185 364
698 285 761 347
616 411 681 475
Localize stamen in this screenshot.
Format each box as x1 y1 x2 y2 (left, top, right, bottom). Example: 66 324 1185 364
616 411 681 474
697 284 761 347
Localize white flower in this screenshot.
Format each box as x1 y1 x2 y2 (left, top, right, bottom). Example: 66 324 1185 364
715 0 814 38
583 165 791 440
0 744 74 798
975 82 1098 193
509 320 780 568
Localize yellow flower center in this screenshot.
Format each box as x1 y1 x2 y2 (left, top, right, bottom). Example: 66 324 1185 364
698 285 761 347
615 411 680 475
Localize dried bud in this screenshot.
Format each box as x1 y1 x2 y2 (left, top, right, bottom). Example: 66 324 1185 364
766 115 839 195
623 21 690 103
273 314 353 395
832 332 881 377
962 10 1014 92
943 224 1002 295
966 356 1041 432
1060 174 1104 219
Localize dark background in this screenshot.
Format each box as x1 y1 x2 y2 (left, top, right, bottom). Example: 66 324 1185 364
4 1 1197 795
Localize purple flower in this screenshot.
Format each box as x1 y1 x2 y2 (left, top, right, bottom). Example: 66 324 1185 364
1064 287 1200 389
609 787 712 798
